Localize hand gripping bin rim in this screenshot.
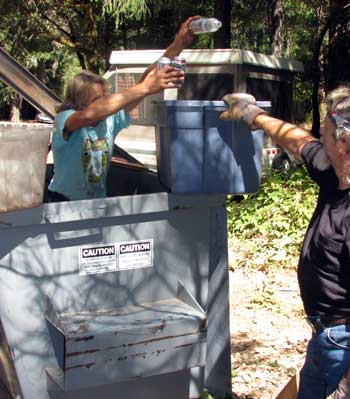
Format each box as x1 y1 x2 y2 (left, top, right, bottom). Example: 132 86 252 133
153 100 270 194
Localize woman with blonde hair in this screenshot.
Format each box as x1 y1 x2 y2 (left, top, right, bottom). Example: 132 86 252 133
48 16 198 201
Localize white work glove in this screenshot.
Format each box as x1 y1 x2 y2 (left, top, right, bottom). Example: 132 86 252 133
220 93 266 128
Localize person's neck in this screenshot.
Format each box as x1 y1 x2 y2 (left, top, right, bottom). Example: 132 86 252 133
334 157 350 189
338 184 350 190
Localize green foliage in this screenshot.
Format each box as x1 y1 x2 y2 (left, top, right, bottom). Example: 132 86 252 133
200 389 233 399
201 390 215 399
230 0 270 54
103 0 150 21
123 1 214 50
227 166 318 270
0 0 347 116
229 0 333 104
0 0 82 118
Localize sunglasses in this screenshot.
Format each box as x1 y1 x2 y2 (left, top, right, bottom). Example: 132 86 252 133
326 112 350 141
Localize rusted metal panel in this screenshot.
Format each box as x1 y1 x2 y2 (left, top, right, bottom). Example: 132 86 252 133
48 339 206 392
45 285 207 391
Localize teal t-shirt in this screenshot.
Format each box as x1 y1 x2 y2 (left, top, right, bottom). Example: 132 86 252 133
49 109 130 200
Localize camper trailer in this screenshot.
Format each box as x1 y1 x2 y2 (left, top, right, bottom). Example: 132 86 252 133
107 48 304 174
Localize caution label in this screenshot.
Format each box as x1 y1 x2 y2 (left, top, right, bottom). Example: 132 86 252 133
79 244 117 276
117 239 153 270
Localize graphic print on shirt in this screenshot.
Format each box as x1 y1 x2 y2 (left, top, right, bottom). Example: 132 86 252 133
82 138 109 183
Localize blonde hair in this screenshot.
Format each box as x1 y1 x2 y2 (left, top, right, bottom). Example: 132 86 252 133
57 70 111 112
326 86 350 120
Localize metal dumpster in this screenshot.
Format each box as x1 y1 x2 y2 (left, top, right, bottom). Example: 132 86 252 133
0 99 267 398
0 192 231 399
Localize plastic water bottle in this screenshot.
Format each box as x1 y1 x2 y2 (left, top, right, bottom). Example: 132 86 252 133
189 18 222 34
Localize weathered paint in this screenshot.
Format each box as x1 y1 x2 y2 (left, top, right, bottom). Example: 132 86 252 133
0 193 231 398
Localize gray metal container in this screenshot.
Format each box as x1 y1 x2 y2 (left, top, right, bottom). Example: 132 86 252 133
0 193 231 398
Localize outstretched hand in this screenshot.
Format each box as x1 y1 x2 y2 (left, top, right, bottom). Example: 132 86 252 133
220 93 266 128
142 66 184 94
173 16 200 49
138 16 200 84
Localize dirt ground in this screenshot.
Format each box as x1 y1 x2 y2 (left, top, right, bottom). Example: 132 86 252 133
228 240 311 399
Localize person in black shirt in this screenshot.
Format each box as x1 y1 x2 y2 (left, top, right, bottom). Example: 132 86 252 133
220 87 350 399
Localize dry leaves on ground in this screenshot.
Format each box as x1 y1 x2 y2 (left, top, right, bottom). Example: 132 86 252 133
228 240 311 399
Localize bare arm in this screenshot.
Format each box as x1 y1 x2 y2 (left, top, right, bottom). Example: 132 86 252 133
138 16 199 84
65 68 183 133
220 93 317 160
123 16 199 114
159 16 199 60
253 113 316 159
64 16 198 127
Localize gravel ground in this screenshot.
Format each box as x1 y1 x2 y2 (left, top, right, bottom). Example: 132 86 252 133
229 247 311 399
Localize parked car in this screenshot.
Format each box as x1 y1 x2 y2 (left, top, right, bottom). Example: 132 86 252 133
271 148 301 172
262 135 302 175
35 112 53 124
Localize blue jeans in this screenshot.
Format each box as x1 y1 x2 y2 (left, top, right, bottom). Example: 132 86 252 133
297 322 350 399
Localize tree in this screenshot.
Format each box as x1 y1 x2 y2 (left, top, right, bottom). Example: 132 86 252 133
0 0 78 120
1 0 349 128
25 1 107 73
214 0 231 48
1 0 157 74
325 0 350 90
307 0 350 136
230 0 270 53
269 0 283 57
310 2 329 137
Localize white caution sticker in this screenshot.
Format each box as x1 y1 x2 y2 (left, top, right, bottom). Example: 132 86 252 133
117 239 153 270
79 239 154 275
79 244 117 276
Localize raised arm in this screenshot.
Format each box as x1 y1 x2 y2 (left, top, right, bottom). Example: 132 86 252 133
161 16 199 60
123 16 199 114
220 93 315 159
65 67 183 133
137 16 199 83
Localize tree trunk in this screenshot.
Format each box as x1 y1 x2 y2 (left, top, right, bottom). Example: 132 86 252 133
270 0 284 57
310 1 350 137
214 0 231 48
103 14 118 67
79 1 101 73
120 21 128 50
310 5 329 138
325 0 350 91
9 93 21 123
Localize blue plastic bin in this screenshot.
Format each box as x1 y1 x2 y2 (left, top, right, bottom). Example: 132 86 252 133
153 100 266 194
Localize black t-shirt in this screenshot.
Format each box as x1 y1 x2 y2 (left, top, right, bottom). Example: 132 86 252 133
298 140 350 319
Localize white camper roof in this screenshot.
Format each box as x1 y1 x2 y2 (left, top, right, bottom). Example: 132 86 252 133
109 48 304 73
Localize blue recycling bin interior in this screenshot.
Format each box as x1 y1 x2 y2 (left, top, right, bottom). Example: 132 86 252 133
153 100 266 194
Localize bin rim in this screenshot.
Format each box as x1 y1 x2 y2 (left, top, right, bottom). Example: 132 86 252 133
0 121 53 128
152 99 271 110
